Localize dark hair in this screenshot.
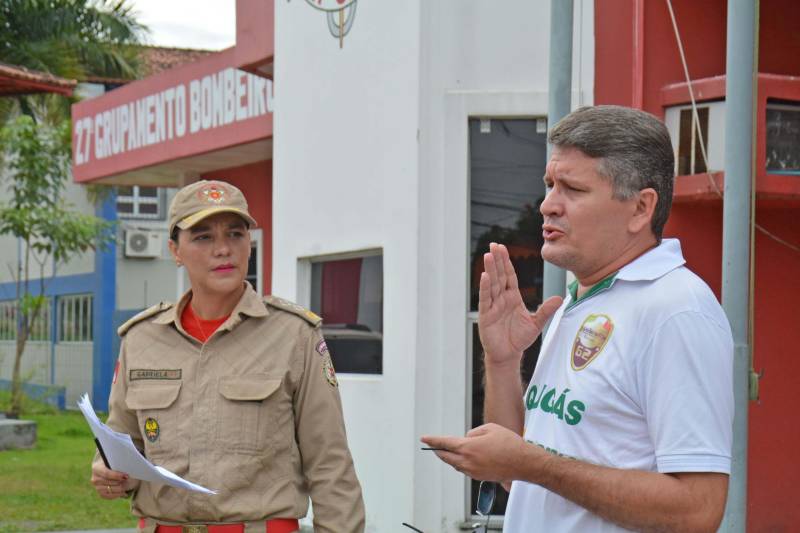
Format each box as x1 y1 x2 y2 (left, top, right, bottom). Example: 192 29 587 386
548 105 675 239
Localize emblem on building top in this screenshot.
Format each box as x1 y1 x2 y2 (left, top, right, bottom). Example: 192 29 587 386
293 0 358 48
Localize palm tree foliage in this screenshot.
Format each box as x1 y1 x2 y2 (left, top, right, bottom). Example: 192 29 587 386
0 0 147 80
0 0 148 122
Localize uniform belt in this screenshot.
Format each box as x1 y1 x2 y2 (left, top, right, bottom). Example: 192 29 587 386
144 518 299 533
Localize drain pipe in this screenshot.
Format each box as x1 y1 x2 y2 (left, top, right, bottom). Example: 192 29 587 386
719 0 757 530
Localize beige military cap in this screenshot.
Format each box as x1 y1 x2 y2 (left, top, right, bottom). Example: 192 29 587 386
168 180 258 236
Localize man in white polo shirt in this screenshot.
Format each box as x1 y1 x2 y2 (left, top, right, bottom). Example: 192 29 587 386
423 105 733 532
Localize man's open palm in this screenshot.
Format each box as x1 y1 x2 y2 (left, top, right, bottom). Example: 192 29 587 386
478 243 563 366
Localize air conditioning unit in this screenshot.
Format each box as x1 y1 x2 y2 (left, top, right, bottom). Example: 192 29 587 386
125 230 162 259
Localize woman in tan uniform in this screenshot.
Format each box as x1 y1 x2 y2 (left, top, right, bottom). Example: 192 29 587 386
90 180 365 533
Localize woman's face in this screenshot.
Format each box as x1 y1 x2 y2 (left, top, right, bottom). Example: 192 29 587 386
168 212 251 298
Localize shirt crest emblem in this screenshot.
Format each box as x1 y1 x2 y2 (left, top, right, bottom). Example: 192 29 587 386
571 314 614 371
144 417 160 442
322 355 338 387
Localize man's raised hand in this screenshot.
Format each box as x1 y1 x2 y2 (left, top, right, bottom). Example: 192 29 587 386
478 243 563 367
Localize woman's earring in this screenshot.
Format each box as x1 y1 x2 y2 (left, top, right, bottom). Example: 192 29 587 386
176 260 182 267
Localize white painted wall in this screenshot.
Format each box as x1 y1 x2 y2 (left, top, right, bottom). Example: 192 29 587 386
274 2 421 530
415 2 594 529
274 1 594 530
116 189 184 309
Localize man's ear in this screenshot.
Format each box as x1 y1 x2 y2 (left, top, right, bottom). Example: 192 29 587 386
629 188 658 234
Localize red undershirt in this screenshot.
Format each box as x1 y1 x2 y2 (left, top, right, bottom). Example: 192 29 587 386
181 302 229 343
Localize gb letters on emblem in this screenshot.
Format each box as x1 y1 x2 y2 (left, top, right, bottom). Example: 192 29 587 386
571 314 614 371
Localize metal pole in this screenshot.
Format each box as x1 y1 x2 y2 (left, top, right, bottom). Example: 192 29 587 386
720 0 756 530
543 0 573 300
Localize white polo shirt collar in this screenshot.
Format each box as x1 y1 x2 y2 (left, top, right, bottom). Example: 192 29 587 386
565 239 686 310
616 238 686 282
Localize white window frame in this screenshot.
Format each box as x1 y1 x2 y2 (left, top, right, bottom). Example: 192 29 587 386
296 248 384 377
445 90 557 527
0 300 17 341
117 186 166 220
248 228 264 294
0 298 51 342
58 294 94 343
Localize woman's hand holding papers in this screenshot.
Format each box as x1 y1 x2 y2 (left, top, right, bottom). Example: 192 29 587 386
91 461 134 500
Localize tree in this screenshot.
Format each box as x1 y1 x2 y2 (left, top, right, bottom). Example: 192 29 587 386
0 0 147 123
0 0 146 416
0 115 115 417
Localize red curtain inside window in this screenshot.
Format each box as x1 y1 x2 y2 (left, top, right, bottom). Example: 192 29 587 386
321 258 362 324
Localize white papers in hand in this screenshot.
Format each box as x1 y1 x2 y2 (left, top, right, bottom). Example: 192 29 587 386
78 393 216 495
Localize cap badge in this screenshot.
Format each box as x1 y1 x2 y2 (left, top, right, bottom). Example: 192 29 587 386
198 184 227 205
571 314 614 371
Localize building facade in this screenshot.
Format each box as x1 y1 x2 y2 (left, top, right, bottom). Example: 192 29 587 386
66 0 798 531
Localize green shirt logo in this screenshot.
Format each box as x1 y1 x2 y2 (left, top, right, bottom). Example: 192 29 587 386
525 383 586 426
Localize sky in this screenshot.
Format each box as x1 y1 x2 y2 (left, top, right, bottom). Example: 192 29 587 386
129 0 237 51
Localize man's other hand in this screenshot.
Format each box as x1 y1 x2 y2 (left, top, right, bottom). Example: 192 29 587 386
421 423 542 483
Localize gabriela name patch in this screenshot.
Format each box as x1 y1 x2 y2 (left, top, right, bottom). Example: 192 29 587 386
130 369 182 380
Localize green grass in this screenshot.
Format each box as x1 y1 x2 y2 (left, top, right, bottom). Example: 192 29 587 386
0 406 138 532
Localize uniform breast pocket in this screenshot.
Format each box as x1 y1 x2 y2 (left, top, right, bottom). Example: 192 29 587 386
125 382 182 461
217 375 283 455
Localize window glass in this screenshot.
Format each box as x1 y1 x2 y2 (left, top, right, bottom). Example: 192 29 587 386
766 103 800 173
246 241 259 292
470 323 541 515
116 185 166 219
468 118 547 516
469 118 547 311
138 203 158 215
677 107 709 176
310 254 383 374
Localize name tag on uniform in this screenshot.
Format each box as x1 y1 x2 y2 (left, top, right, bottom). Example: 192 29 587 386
130 369 182 380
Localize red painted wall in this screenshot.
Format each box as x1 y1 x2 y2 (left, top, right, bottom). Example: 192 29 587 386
593 0 637 107
747 208 800 530
641 0 727 115
595 1 800 530
759 0 800 75
202 160 273 295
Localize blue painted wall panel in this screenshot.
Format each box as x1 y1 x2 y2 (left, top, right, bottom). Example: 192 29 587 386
92 193 117 412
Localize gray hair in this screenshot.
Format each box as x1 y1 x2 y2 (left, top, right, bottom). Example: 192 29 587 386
548 105 675 240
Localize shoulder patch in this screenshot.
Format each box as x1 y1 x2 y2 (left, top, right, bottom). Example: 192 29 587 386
264 295 322 327
118 302 173 337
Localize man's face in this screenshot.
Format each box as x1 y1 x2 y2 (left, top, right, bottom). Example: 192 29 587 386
540 146 642 281
169 212 251 298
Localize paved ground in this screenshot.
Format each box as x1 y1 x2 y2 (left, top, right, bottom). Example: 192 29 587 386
44 527 314 533
40 530 135 533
